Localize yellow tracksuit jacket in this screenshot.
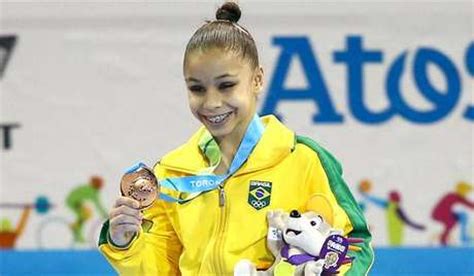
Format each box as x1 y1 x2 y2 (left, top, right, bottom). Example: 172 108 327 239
99 115 373 275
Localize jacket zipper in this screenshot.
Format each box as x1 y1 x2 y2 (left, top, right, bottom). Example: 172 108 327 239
214 183 229 274
218 184 226 207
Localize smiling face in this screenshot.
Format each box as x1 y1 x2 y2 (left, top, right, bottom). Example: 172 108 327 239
184 48 263 143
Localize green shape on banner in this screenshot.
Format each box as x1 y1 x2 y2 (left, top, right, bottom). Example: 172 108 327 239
387 202 403 246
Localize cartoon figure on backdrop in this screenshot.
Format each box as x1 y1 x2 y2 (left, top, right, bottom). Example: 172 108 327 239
455 206 474 246
357 179 372 213
66 176 108 243
431 181 474 246
0 196 51 249
0 207 31 249
99 2 373 275
359 179 425 246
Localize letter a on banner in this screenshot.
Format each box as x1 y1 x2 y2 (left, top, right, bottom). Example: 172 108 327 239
261 36 343 123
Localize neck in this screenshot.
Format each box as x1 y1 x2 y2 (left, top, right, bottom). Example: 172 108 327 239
214 115 253 174
214 129 245 174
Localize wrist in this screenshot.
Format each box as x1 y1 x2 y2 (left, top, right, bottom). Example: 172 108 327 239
107 231 137 249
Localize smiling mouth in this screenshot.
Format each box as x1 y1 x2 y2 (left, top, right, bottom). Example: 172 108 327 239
285 229 302 236
203 111 233 125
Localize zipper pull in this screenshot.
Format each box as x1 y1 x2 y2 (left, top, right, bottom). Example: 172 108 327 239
218 186 226 207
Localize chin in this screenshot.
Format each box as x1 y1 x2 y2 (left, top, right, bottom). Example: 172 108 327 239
207 124 234 140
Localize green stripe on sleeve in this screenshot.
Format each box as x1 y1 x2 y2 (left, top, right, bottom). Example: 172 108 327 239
98 219 137 249
98 220 110 246
296 135 374 275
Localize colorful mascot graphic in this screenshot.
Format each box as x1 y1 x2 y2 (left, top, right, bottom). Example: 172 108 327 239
0 207 31 249
359 179 425 246
0 196 51 249
431 181 474 246
66 176 108 243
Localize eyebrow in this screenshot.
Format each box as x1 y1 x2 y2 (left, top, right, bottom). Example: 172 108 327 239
215 73 237 80
185 73 237 82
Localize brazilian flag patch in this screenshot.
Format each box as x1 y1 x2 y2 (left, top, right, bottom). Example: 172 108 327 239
248 180 272 210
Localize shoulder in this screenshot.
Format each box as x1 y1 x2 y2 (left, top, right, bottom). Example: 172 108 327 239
293 135 343 175
153 126 209 175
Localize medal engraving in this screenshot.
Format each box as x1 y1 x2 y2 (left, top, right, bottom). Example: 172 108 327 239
120 163 159 209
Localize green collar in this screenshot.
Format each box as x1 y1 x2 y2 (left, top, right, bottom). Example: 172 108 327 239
198 131 221 173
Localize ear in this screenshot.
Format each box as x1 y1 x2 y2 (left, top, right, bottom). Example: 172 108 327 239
304 194 334 226
252 66 264 97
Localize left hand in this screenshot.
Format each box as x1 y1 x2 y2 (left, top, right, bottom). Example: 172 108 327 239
304 260 325 276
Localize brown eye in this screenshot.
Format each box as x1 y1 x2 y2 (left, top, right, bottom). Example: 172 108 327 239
189 85 205 93
219 82 235 90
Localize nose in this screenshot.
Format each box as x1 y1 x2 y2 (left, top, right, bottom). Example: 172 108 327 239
203 89 223 109
290 210 301 218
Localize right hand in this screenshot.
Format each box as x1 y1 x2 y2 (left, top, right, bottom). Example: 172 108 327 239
267 209 287 229
108 196 143 247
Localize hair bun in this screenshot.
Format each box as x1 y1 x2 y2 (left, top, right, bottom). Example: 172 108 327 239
216 2 241 23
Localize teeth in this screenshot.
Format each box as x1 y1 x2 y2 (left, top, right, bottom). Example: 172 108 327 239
206 112 231 124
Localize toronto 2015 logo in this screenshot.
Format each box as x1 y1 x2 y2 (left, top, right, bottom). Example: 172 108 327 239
261 35 474 124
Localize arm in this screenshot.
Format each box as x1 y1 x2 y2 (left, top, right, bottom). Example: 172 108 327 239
361 193 388 209
98 199 182 275
297 136 374 276
396 207 425 230
15 206 32 236
458 196 474 209
91 192 108 219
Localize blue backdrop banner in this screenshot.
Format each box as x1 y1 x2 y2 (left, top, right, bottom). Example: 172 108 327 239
1 248 473 275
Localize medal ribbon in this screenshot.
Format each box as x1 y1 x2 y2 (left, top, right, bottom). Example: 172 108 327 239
159 114 264 203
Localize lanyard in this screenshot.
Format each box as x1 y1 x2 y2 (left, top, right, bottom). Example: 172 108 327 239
159 114 264 203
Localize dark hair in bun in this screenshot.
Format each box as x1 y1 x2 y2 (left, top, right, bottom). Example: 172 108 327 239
184 2 259 69
216 2 241 23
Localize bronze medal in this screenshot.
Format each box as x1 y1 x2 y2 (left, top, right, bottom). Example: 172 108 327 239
120 164 159 210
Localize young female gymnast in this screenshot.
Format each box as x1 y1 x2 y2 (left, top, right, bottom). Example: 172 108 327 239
99 2 373 275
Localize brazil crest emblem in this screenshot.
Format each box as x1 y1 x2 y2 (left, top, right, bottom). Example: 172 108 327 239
248 180 272 210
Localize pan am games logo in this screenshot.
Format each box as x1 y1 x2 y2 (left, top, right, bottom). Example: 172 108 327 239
248 180 272 210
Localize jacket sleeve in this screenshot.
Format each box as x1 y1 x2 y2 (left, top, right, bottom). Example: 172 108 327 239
98 198 183 275
297 136 374 276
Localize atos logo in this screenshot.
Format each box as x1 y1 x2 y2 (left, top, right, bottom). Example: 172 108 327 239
261 35 474 124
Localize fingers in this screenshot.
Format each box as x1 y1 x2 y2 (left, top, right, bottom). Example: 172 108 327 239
110 213 142 227
113 196 140 209
267 210 275 220
107 196 144 247
109 197 143 232
304 260 324 276
109 205 142 221
114 224 140 233
267 209 284 219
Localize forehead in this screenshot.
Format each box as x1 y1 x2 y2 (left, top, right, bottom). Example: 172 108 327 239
184 48 251 78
